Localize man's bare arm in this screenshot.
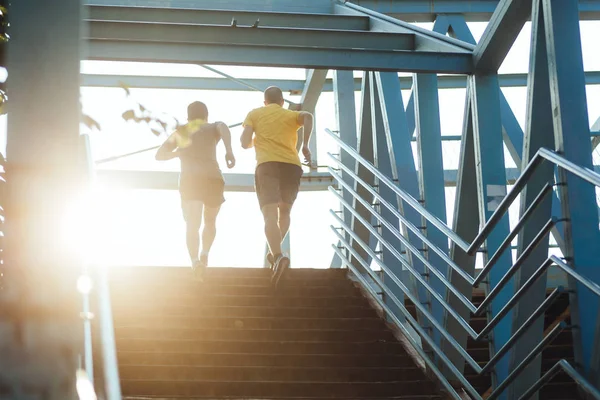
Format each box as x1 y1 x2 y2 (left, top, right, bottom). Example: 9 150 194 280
216 122 236 169
297 111 314 164
155 135 179 161
240 125 255 149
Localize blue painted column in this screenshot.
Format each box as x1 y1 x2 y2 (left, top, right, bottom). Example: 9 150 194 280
369 71 406 323
442 90 479 378
542 0 600 383
331 70 358 269
414 72 449 348
2 0 85 396
374 71 433 342
470 74 514 395
508 1 555 397
348 72 377 272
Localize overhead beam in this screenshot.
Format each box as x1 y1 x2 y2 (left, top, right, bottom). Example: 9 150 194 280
88 21 416 52
299 69 328 165
473 0 532 72
80 71 600 91
351 0 600 22
85 0 333 13
87 5 370 31
87 40 474 73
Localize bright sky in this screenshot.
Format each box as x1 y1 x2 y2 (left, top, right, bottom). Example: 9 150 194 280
8 19 600 269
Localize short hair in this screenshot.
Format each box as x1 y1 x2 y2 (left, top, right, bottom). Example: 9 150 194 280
187 101 208 120
264 86 284 105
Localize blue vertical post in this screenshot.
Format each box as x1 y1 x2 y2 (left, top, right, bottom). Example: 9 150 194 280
369 71 406 323
448 15 566 251
2 0 85 396
543 0 600 383
348 72 376 272
414 72 449 348
442 89 479 378
331 70 358 269
470 74 514 395
374 71 433 342
508 1 555 397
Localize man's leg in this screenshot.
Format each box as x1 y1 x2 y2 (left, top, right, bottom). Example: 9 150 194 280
182 200 204 265
262 204 283 258
278 202 292 241
200 205 221 266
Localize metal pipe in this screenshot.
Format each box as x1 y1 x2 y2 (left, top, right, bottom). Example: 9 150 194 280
476 219 557 313
480 287 563 375
473 184 553 285
479 257 555 338
324 132 470 248
329 184 477 314
330 215 482 371
487 322 567 400
331 239 483 396
539 147 600 187
82 293 94 385
331 245 473 400
518 359 600 400
327 157 475 285
94 265 122 400
468 155 545 253
336 1 476 52
552 255 600 296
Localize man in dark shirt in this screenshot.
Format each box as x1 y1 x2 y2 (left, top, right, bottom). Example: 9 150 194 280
156 101 235 281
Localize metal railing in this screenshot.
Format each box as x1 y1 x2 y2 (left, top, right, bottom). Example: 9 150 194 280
80 133 123 400
324 128 600 400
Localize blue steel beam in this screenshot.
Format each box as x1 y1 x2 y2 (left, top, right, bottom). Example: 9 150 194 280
470 73 514 394
370 71 407 324
352 0 600 22
299 69 328 165
442 89 479 378
87 5 370 30
87 40 474 73
411 13 450 354
80 72 600 92
414 71 449 351
508 1 555 396
331 70 359 268
88 21 416 51
543 0 600 382
334 2 474 53
85 0 334 13
374 71 433 343
473 0 532 72
349 72 377 271
442 15 567 252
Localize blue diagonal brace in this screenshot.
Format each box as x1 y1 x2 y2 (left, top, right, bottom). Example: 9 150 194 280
374 71 433 342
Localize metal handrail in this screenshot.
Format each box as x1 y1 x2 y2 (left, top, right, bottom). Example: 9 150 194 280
326 128 600 257
326 128 600 398
329 166 562 323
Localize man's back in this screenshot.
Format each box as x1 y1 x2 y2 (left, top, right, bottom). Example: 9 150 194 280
244 104 301 167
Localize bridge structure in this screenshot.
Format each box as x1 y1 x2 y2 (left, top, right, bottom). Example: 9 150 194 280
1 0 600 399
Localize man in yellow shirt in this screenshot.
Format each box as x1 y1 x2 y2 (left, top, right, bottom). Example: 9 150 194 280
241 86 313 286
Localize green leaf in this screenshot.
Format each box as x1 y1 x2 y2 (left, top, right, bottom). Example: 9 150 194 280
81 113 101 131
119 81 131 96
122 109 136 121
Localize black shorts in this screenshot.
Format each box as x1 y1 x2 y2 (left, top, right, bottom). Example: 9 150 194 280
255 162 303 209
179 176 225 208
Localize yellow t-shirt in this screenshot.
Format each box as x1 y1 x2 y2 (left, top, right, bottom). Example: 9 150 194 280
243 104 302 167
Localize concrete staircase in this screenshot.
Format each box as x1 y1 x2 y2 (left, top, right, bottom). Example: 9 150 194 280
97 266 446 399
